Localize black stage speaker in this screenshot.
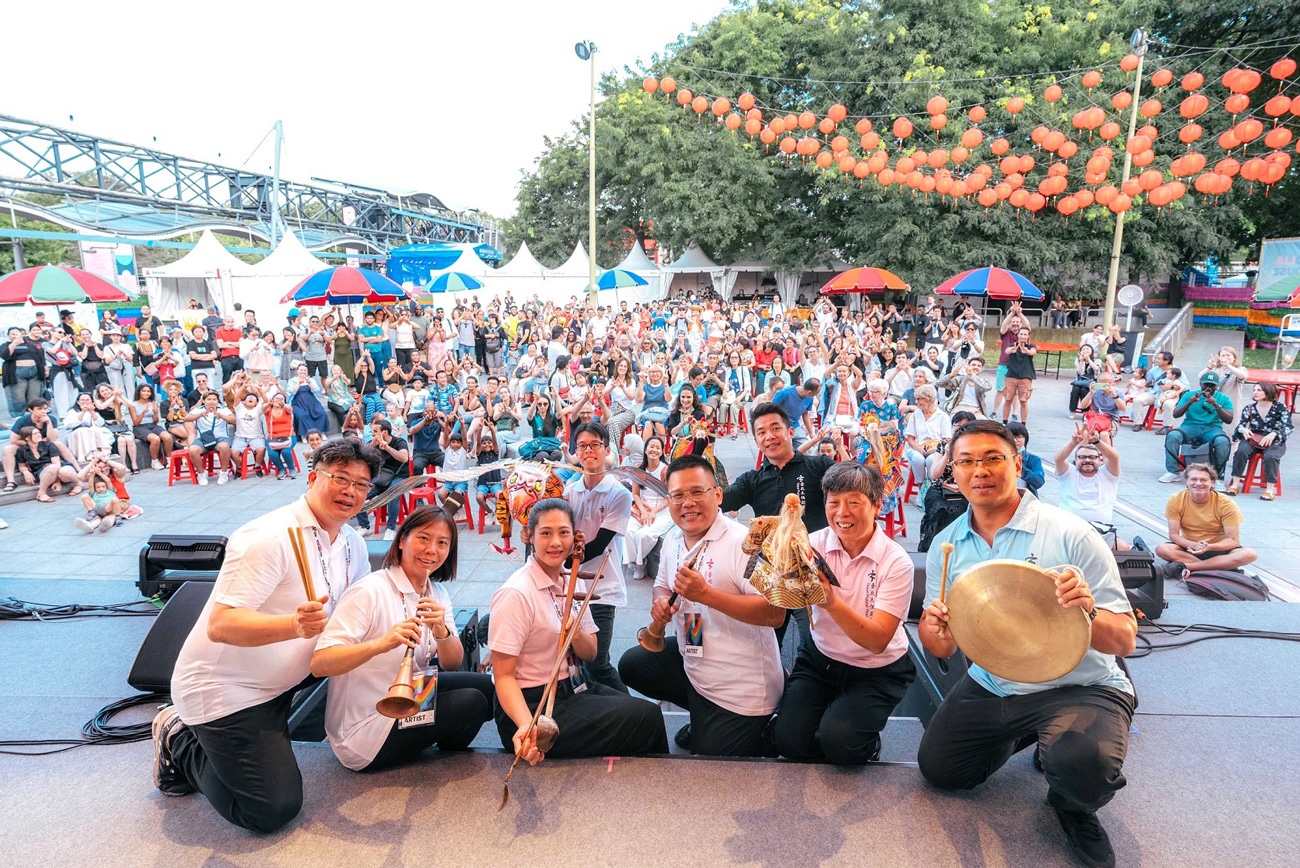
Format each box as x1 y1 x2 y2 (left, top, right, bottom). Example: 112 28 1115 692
138 534 227 599
1116 549 1166 619
900 623 970 727
127 580 213 692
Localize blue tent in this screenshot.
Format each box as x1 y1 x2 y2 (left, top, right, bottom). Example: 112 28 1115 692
386 242 501 286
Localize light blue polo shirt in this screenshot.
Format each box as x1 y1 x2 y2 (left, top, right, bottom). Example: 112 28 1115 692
926 493 1133 697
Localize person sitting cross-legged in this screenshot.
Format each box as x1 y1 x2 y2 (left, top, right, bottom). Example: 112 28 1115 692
1154 463 1258 580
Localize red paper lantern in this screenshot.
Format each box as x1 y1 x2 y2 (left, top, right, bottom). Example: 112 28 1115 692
921 175 936 193
1026 192 1046 212
1082 71 1102 89
1112 91 1133 111
784 113 799 130
1235 118 1264 143
1225 93 1251 115
1272 59 1298 80
818 117 836 135
1182 72 1205 91
677 88 693 106
769 117 786 135
1000 155 1021 175
1137 123 1158 140
1140 98 1162 118
828 103 848 123
1006 172 1025 189
1215 157 1241 177
896 156 916 174
1096 184 1119 206
961 128 984 149
1109 194 1132 213
1058 195 1079 215
1059 141 1079 159
969 105 987 123
1043 130 1066 152
978 188 999 208
840 156 860 174
779 136 797 154
726 113 743 131
1139 169 1163 191
1100 122 1121 141
1151 69 1174 88
692 96 708 115
1265 95 1293 117
816 151 834 169
1087 156 1109 175
951 145 970 163
1009 188 1029 207
1133 149 1156 168
759 127 776 144
995 182 1012 200
1031 125 1048 144
1044 84 1063 103
991 137 1011 155
1241 157 1266 181
1018 154 1036 173
738 92 756 111
927 96 949 115
831 135 849 153
1120 54 1140 72
877 168 895 186
929 148 949 168
893 117 914 139
855 118 873 135
861 132 881 150
1149 186 1171 207
1265 127 1294 150
1194 172 1217 194
661 76 677 95
643 77 659 94
1126 135 1152 155
854 162 870 179
712 97 731 116
1225 68 1263 93
1180 94 1209 119
799 111 817 129
930 113 949 131
1006 97 1025 116
747 108 763 122
1076 189 1095 208
1122 177 1142 197
1179 124 1204 144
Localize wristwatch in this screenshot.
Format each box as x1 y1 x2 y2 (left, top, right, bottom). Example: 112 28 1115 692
1086 606 1098 622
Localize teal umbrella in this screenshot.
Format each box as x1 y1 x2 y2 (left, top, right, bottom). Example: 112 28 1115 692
597 269 649 289
1253 274 1300 307
428 271 484 293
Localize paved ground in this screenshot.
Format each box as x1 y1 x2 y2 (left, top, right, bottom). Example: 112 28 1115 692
1 328 1292 609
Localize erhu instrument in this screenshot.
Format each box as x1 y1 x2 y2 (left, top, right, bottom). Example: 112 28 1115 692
636 539 709 652
500 550 610 811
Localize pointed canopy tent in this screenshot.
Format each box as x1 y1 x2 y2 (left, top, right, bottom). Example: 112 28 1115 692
546 241 592 276
609 242 664 302
665 242 724 298
240 231 327 325
141 229 254 316
495 241 548 278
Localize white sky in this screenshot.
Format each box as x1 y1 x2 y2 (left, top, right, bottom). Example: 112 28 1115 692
5 0 731 220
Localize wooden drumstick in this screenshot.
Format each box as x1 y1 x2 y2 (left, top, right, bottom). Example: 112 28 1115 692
938 542 954 604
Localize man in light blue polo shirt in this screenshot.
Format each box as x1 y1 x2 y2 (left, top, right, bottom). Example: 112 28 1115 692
918 419 1137 868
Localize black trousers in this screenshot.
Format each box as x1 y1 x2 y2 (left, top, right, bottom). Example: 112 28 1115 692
618 638 773 757
220 356 244 381
918 674 1136 813
1231 439 1287 484
363 672 494 771
583 604 627 693
395 347 414 371
358 467 408 530
773 606 811 654
493 680 667 758
773 641 915 765
169 681 310 834
412 449 444 475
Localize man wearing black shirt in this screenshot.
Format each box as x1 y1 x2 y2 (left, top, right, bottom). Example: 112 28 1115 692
186 372 215 411
721 401 834 650
407 406 446 474
356 418 410 539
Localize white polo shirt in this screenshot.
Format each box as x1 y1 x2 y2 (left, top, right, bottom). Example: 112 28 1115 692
489 559 598 689
808 525 913 668
1057 464 1119 525
656 515 783 717
317 566 456 770
170 497 369 725
565 473 632 608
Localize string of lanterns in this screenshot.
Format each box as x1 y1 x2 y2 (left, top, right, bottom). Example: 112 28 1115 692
640 53 1298 218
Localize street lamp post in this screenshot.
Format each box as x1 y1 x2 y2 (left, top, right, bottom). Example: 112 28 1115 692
576 40 598 306
1101 27 1148 332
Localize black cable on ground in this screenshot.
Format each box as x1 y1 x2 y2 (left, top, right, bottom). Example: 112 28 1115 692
1130 616 1300 659
0 597 161 621
0 692 168 756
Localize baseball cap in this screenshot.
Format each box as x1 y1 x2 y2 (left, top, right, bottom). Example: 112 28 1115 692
1199 371 1221 386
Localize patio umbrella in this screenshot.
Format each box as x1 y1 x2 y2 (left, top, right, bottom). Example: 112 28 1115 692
1253 273 1300 307
597 269 650 290
0 265 135 305
934 266 1044 301
428 271 484 293
820 266 910 294
280 267 417 306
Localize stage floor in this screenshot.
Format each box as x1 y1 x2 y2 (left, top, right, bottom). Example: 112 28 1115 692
1 580 1297 867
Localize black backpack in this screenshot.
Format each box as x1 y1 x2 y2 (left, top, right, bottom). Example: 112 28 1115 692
1183 569 1271 602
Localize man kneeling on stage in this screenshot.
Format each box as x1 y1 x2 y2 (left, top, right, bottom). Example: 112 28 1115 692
919 420 1137 868
619 454 786 757
151 438 378 833
772 462 916 765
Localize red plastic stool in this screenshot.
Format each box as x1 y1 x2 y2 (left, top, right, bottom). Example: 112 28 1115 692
263 449 302 477
903 465 920 505
238 447 263 480
1142 404 1158 431
202 450 234 477
882 500 908 540
168 451 198 486
738 406 749 434
1241 453 1281 495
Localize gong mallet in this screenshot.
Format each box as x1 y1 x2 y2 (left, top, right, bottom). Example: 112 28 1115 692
937 542 955 639
500 552 609 811
636 540 708 652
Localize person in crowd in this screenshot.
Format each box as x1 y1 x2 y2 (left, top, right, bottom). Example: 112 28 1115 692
288 365 329 439
1225 382 1291 500
565 422 633 692
1069 344 1103 417
771 378 822 448
473 427 504 523
355 418 410 540
489 499 668 764
619 454 785 756
918 410 977 551
625 434 672 580
903 384 952 481
1055 424 1128 548
74 467 124 533
1076 371 1127 434
184 391 236 486
1005 420 1044 496
774 462 916 765
937 357 992 418
435 424 471 513
919 420 1138 868
1198 346 1248 424
127 383 174 470
311 507 494 771
152 438 378 831
215 315 244 386
992 301 1032 418
14 424 80 502
230 391 268 474
1160 371 1233 483
637 364 672 443
1155 463 1258 579
1000 325 1037 424
62 392 116 462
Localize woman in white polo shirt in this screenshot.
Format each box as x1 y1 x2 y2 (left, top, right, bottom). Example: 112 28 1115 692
773 462 917 765
489 498 667 765
311 507 493 771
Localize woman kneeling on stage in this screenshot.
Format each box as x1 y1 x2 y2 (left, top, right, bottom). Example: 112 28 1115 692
312 507 494 770
773 462 917 765
490 498 668 763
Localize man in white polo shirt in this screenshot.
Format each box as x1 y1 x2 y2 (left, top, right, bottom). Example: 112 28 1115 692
773 462 916 765
619 454 785 757
150 438 379 833
1055 426 1126 549
565 420 633 692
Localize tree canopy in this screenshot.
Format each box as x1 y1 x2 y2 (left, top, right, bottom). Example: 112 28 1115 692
504 0 1300 298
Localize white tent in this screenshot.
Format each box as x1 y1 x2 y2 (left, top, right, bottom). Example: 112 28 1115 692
546 241 592 277
665 242 724 297
606 242 664 304
142 230 254 316
241 231 326 325
495 241 547 278
726 254 773 303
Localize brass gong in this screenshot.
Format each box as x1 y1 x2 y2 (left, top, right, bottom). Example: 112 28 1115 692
945 559 1091 683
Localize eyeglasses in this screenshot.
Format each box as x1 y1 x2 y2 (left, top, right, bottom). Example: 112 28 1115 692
574 441 606 452
316 469 371 493
951 454 1013 472
667 486 717 504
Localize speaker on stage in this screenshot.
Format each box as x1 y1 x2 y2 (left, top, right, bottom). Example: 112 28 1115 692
137 534 228 599
127 580 213 693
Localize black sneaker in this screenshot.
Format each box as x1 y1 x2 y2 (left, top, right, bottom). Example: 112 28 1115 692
1053 806 1115 868
151 706 194 796
1157 561 1185 583
674 723 693 751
